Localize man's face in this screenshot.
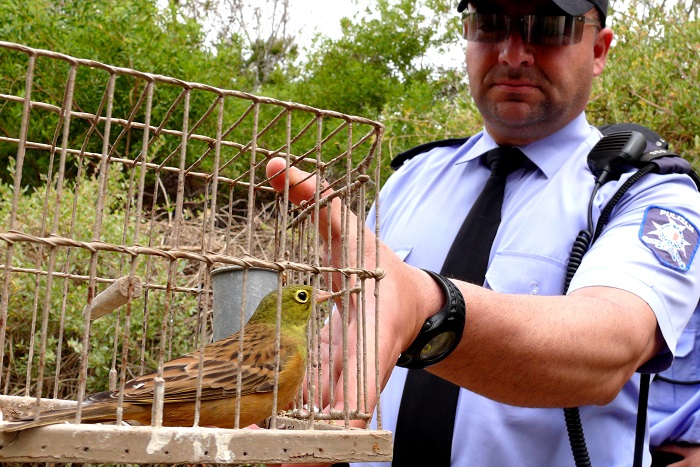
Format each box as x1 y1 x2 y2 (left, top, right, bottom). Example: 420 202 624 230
465 0 612 145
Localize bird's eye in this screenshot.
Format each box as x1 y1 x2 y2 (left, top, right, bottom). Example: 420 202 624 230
295 290 309 303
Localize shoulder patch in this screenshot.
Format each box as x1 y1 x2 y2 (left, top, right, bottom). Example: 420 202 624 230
639 206 699 271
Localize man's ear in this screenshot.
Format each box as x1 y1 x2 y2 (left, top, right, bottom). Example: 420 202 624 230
593 28 614 77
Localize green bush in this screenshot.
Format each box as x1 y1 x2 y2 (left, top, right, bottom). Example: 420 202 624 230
0 171 201 398
589 3 699 165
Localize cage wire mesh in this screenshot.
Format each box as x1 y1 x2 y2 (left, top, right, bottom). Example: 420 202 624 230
0 40 390 464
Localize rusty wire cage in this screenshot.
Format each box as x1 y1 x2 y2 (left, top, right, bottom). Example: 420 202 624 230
0 40 389 464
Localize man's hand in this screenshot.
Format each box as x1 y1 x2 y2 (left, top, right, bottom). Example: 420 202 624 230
265 157 437 421
655 444 700 466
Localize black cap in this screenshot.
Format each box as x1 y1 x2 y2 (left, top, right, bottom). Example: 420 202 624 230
457 0 608 26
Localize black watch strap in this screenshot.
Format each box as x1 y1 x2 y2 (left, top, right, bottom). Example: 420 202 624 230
396 270 466 369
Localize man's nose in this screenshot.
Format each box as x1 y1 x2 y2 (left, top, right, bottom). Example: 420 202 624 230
498 26 536 68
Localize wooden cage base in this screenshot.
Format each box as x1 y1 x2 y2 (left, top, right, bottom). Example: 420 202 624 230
0 396 393 464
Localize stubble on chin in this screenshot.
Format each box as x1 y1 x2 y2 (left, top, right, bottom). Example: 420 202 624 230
475 96 555 145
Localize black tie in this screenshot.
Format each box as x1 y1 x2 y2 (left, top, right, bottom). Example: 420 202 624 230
391 146 527 466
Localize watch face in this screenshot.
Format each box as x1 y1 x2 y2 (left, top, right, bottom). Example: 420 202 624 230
420 331 456 363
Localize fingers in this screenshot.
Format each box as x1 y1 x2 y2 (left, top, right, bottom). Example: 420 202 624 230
265 157 408 427
266 157 344 239
654 444 699 467
265 156 365 297
266 157 320 207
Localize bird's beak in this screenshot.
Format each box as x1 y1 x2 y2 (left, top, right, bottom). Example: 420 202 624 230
315 290 333 303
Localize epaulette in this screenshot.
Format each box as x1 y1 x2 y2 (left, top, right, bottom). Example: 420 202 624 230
390 137 470 170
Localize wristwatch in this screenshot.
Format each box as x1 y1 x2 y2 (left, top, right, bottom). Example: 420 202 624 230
396 270 466 369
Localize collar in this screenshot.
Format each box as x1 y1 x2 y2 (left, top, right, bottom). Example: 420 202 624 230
455 113 600 179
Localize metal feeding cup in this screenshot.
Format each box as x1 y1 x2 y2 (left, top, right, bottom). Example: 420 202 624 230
210 266 279 341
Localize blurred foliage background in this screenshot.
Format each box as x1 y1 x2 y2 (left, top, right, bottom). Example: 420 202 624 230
0 0 698 398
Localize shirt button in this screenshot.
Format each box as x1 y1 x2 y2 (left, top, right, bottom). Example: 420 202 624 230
529 281 540 295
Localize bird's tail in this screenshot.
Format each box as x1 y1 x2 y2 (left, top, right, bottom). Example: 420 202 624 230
1 402 118 432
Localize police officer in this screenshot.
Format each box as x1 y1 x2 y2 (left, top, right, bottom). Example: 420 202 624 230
266 0 700 465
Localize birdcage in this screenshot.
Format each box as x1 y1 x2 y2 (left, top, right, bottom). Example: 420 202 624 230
0 40 390 464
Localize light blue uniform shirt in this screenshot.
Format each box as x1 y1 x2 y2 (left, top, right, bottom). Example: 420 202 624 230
649 309 700 447
360 113 700 466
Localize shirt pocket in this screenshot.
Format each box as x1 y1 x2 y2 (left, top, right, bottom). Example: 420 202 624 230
485 251 568 296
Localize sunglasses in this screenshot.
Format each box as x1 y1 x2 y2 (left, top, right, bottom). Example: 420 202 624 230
462 13 601 46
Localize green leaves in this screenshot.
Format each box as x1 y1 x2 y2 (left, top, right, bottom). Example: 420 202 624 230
291 0 443 115
591 2 700 165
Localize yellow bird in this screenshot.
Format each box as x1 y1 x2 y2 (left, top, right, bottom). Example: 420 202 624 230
2 284 330 431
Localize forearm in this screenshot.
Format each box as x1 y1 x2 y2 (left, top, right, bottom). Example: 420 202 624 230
416 278 662 407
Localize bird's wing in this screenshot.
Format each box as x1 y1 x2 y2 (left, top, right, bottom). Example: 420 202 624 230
111 324 302 404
